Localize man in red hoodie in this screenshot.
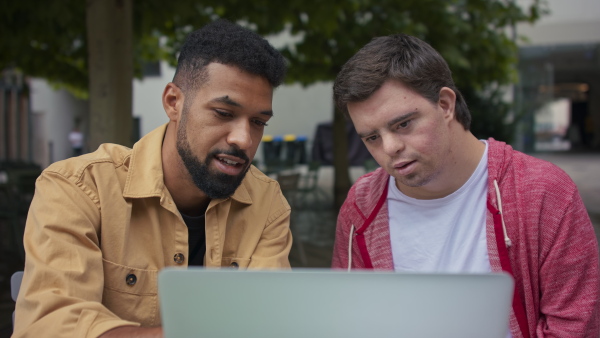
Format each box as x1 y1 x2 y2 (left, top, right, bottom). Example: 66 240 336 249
332 34 600 337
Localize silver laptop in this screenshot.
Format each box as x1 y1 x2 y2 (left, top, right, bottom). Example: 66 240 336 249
158 268 513 338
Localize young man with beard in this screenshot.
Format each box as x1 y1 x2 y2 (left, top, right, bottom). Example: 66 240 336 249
332 34 600 337
14 20 290 338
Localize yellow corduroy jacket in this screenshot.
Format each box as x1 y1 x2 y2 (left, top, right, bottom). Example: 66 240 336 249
13 124 292 338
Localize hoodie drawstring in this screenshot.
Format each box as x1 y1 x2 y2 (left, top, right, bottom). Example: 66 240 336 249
494 179 512 248
347 224 355 271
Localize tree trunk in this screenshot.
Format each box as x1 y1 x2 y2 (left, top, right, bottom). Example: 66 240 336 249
332 106 351 211
86 0 133 151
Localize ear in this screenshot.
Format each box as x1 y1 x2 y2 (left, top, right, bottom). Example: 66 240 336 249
438 87 457 122
162 82 185 122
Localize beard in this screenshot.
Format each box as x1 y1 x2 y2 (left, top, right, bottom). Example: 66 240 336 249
176 118 250 200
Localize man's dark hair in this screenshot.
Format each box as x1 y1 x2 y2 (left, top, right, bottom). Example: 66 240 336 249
173 19 286 95
333 34 471 130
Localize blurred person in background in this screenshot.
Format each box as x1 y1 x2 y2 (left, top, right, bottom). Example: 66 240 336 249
68 122 84 156
14 19 291 338
332 34 599 337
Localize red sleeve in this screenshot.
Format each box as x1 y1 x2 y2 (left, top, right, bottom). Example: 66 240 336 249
536 189 600 337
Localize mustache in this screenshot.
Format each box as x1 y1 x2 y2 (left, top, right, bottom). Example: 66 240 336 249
209 148 250 163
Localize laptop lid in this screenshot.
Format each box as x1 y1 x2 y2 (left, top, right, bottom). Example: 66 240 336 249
158 268 513 338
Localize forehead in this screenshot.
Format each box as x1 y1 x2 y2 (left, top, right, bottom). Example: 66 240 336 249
348 80 432 120
187 63 274 108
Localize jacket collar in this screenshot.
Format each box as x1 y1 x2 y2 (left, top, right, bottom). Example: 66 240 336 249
123 123 252 205
353 167 390 216
123 124 167 198
486 138 511 184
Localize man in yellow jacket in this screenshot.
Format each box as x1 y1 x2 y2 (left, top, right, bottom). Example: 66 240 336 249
14 19 291 338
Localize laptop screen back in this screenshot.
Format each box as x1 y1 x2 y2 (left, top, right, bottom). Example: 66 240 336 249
158 268 513 338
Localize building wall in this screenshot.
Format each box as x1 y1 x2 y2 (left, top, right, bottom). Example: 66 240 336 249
29 79 88 167
517 0 600 45
515 0 600 149
132 63 175 137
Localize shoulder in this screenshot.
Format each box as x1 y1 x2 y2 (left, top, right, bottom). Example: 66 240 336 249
42 143 132 186
488 139 577 192
516 152 572 183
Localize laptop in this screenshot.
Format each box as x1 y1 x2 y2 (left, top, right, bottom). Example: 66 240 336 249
158 268 513 338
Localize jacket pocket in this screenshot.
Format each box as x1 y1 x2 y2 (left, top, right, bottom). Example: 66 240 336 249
102 259 159 326
221 257 251 269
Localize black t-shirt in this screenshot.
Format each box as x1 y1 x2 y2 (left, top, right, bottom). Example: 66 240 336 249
180 212 206 266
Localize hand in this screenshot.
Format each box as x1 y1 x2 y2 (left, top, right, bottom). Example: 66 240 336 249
99 326 163 338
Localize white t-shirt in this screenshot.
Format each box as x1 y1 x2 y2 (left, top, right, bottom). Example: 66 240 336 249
387 141 512 337
388 141 489 273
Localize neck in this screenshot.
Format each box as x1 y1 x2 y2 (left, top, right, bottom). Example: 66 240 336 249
398 126 485 200
162 122 210 216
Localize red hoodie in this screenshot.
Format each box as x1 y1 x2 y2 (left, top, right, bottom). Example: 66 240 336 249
332 139 600 337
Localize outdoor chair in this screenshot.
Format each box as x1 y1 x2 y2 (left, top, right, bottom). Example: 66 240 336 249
295 161 329 210
11 271 24 329
276 172 307 266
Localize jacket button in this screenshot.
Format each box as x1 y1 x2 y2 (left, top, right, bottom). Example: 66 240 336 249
174 253 185 264
126 273 137 286
230 261 239 269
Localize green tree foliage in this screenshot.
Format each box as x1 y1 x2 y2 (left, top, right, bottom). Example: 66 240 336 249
1 0 547 205
2 0 546 100
268 0 547 142
0 1 88 96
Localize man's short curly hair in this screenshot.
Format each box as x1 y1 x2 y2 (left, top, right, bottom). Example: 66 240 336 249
173 19 286 95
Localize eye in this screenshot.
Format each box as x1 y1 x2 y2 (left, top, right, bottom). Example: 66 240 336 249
214 109 232 118
253 119 268 127
364 135 378 143
398 120 411 129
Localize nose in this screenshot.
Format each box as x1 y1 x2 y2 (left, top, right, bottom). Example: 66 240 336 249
226 120 253 151
381 132 404 157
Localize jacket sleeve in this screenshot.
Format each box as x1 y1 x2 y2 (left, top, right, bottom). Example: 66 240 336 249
13 171 139 338
536 189 600 337
247 190 293 269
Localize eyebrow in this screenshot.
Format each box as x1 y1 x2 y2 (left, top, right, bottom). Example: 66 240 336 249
386 111 418 129
211 95 241 107
356 111 418 138
210 95 274 117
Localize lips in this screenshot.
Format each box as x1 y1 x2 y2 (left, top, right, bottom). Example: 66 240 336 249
395 160 415 168
398 161 413 168
214 154 247 175
393 160 416 176
217 156 243 167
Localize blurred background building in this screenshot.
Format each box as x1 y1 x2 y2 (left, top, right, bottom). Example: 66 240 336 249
515 0 600 152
